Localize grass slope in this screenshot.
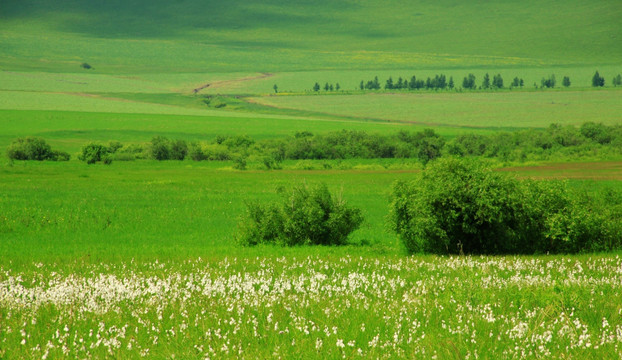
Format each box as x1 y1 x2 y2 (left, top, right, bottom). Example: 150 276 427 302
1 0 621 73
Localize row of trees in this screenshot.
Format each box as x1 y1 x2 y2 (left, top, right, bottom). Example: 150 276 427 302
591 71 622 87
308 71 620 92
10 122 622 165
312 82 341 92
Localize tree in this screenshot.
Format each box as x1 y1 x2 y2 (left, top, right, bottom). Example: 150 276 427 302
373 76 380 90
562 76 571 87
313 82 320 92
329 84 334 91
359 80 364 90
273 84 278 93
385 76 394 90
519 78 524 87
409 75 417 90
541 74 556 88
81 62 92 70
481 73 491 89
324 82 330 91
592 71 605 87
448 76 454 89
396 77 404 89
462 73 476 89
336 83 341 91
492 74 503 89
612 74 621 87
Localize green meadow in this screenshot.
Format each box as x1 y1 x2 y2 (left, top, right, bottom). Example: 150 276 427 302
1 0 622 358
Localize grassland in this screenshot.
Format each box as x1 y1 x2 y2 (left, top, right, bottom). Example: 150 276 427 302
1 0 622 358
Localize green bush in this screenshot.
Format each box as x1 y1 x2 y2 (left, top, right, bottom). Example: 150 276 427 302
238 183 364 247
79 143 111 164
389 158 621 255
6 137 53 160
149 136 171 160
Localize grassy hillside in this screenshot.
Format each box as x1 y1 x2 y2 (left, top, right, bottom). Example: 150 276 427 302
1 0 621 73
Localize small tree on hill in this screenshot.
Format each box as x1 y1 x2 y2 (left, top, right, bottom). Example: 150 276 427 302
612 74 621 87
482 73 491 89
313 82 320 92
541 74 556 88
273 84 278 93
492 74 503 89
592 71 605 87
336 83 341 91
562 76 571 87
462 73 476 90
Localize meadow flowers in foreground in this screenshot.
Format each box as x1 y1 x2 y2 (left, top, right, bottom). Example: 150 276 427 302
2 255 622 359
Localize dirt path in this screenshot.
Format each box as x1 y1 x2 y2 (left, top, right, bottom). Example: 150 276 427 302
192 72 273 94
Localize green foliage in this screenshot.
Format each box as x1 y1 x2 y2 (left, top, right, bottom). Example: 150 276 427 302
389 158 622 255
462 73 476 89
592 71 605 87
6 137 69 161
238 183 363 247
562 76 571 87
541 74 556 88
481 73 491 89
149 136 187 160
79 143 111 164
492 74 503 89
614 74 622 87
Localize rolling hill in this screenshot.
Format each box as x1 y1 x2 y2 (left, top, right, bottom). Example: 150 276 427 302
1 0 621 73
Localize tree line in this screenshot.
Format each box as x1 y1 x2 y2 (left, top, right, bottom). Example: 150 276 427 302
308 71 621 92
7 122 621 165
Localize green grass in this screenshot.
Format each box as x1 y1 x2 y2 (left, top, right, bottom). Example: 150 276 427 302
1 0 621 73
0 109 471 154
249 88 622 129
3 254 622 359
1 1 621 357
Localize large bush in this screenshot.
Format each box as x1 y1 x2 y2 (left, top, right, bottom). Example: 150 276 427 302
389 158 621 255
238 183 364 246
149 136 188 160
6 137 69 161
79 143 112 164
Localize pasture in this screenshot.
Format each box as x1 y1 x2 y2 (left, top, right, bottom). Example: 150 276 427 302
1 0 622 358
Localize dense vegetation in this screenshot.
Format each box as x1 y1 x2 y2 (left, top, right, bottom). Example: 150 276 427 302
34 122 620 165
390 158 622 255
238 183 363 247
6 137 70 161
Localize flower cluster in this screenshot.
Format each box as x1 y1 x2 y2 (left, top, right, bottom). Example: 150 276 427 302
1 255 622 358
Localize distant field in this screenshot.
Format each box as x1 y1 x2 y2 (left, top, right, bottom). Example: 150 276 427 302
0 109 465 154
1 0 621 73
250 89 622 129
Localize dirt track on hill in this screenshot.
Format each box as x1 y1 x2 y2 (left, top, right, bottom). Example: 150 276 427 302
192 72 273 93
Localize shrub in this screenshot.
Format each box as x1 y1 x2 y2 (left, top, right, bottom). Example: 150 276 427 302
149 136 171 160
389 158 620 255
6 137 53 160
169 139 188 160
79 143 111 164
238 183 364 247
